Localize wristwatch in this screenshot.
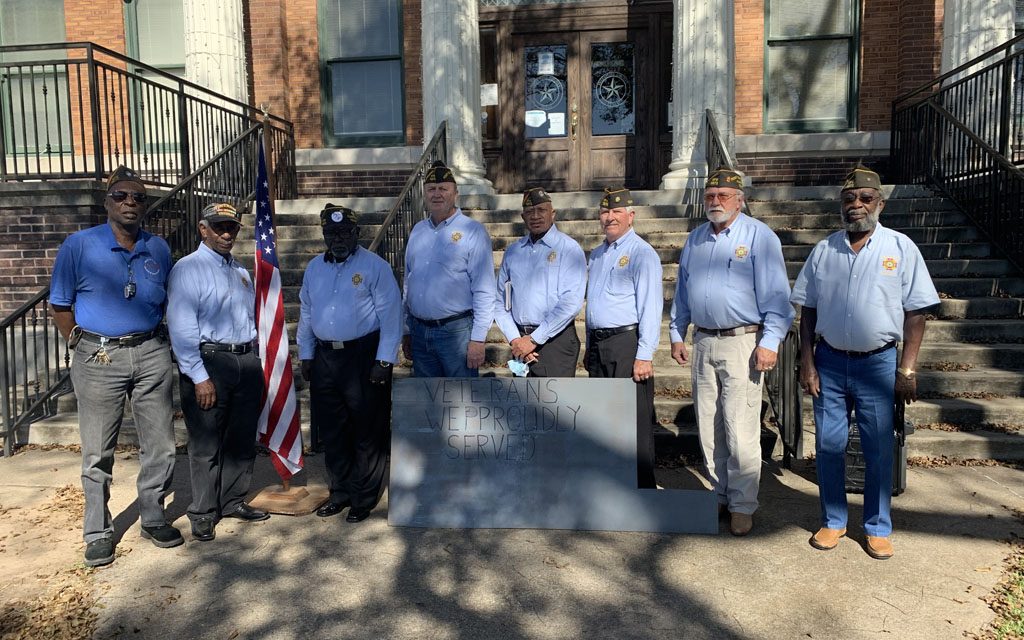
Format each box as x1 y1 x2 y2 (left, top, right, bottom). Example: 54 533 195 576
896 367 916 379
377 360 393 369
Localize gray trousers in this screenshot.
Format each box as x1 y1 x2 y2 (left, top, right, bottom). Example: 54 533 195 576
71 335 176 543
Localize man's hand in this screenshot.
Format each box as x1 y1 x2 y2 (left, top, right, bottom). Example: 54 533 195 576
895 370 918 404
370 361 392 386
467 340 486 369
301 360 312 382
800 363 820 398
401 335 413 361
753 346 778 372
632 359 653 383
195 380 217 410
671 341 689 365
510 335 536 360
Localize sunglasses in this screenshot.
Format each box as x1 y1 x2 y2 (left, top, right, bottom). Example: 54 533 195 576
108 190 148 204
842 192 879 205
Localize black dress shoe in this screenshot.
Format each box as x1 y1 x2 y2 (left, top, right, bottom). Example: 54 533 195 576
316 501 350 518
223 503 270 522
346 507 371 523
140 524 185 548
191 517 216 542
84 538 115 567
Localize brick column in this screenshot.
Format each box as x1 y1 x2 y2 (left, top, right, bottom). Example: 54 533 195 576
421 0 493 194
660 0 735 191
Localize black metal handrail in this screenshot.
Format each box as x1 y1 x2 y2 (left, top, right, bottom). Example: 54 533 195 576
705 108 738 174
368 122 448 286
0 41 295 189
891 35 1024 270
765 329 803 468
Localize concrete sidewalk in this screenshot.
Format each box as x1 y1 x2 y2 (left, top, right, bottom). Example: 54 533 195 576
2 449 1022 640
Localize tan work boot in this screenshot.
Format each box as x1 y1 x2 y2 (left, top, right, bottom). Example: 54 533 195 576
809 527 847 550
730 512 753 536
865 535 894 559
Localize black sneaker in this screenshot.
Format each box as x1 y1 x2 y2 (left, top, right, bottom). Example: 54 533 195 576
191 517 216 542
140 524 185 548
84 538 115 567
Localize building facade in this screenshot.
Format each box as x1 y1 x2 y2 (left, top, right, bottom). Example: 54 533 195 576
0 0 1017 195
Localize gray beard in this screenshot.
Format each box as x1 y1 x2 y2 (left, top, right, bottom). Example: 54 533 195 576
706 210 731 225
843 210 880 233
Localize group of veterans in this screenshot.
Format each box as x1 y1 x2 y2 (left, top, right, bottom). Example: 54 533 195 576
49 159 936 568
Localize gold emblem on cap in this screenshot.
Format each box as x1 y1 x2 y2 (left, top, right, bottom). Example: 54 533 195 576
547 251 557 263
618 255 629 268
352 273 363 285
451 232 462 243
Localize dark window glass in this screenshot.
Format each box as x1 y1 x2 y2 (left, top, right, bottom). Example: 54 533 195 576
524 44 568 140
591 42 635 136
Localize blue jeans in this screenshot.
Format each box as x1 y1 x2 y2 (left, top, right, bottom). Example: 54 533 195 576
409 315 477 378
813 342 896 537
71 335 176 543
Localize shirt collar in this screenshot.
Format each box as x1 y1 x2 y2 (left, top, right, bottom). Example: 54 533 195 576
843 222 887 251
606 227 636 249
524 224 559 248
429 208 462 229
198 241 236 266
103 222 148 255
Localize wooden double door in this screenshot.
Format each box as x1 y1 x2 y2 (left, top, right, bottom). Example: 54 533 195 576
509 29 652 192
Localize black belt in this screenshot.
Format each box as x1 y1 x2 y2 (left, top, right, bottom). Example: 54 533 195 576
81 329 158 347
315 331 379 351
588 324 638 342
200 341 254 354
696 324 762 337
412 310 473 327
822 340 897 358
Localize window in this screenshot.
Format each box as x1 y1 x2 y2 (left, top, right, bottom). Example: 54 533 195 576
319 0 405 146
764 0 859 132
123 0 185 154
0 0 70 154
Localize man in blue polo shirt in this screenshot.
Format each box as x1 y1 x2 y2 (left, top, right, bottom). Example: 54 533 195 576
402 161 495 377
495 186 587 377
50 165 182 567
586 187 663 489
167 202 270 543
791 166 939 559
669 168 793 536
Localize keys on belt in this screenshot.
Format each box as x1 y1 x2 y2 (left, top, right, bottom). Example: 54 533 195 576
695 324 762 337
80 329 158 347
200 341 254 354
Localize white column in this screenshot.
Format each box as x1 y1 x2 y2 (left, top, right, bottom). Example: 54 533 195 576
660 0 735 192
942 0 1015 74
183 0 249 104
422 0 493 194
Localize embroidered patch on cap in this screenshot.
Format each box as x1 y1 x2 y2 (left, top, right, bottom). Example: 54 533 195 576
331 211 343 223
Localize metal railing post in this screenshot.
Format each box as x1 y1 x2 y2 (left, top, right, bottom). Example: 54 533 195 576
176 84 191 181
1 333 11 457
86 44 105 180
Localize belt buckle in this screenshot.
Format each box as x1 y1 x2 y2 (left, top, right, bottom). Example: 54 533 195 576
330 341 345 350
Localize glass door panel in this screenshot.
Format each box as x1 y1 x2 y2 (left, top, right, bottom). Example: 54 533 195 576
590 42 635 136
524 44 569 140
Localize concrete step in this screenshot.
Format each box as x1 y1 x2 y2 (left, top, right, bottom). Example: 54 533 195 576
922 319 1024 342
917 343 1024 367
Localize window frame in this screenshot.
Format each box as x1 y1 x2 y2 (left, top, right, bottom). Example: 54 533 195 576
762 0 861 134
318 0 406 148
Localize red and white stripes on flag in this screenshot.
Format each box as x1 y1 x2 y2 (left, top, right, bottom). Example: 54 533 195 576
254 140 303 479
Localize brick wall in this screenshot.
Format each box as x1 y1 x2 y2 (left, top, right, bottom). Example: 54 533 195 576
249 0 293 121
298 170 410 198
285 0 321 148
735 0 766 135
896 0 944 95
403 0 424 146
0 189 106 316
737 155 889 186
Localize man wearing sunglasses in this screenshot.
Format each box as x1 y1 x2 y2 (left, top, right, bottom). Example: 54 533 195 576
792 166 938 559
166 202 270 543
297 204 401 523
669 168 793 536
50 165 181 566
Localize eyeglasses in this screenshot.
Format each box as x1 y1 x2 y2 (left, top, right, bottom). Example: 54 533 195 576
842 192 880 205
703 192 738 204
108 190 148 204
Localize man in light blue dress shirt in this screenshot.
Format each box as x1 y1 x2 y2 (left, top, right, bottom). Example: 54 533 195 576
167 202 270 542
669 168 793 536
298 204 402 523
402 161 495 377
585 187 663 489
495 187 586 377
792 166 938 559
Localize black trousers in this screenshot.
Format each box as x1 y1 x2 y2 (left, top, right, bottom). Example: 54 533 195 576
586 329 657 489
528 323 581 378
309 332 390 509
179 350 264 520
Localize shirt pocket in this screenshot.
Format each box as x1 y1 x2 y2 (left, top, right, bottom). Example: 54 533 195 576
726 255 755 290
868 275 904 309
606 267 634 296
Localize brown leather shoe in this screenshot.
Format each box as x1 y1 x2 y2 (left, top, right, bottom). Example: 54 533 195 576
809 527 846 550
729 512 753 536
865 535 894 559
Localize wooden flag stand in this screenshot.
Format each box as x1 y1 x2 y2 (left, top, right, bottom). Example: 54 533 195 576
248 478 330 516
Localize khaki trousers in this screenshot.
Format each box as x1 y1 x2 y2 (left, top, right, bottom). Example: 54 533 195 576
691 331 763 514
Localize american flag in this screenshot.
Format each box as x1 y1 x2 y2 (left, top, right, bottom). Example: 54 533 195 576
254 140 303 479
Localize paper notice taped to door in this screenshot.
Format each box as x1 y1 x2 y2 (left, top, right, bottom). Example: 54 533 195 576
525 110 547 128
538 52 555 76
547 112 566 136
481 83 498 107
